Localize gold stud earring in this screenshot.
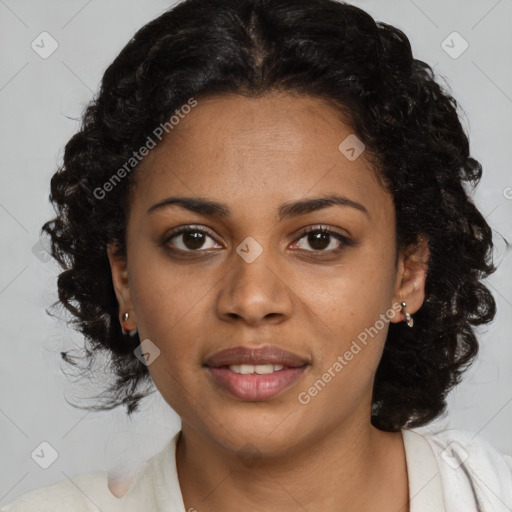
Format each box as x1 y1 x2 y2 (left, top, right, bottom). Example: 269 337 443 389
400 302 414 328
122 312 129 322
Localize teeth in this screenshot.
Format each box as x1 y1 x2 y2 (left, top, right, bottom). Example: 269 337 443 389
228 364 285 374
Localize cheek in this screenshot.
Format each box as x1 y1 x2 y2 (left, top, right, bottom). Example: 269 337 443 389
297 268 396 413
304 245 397 360
127 250 210 358
311 249 396 318
128 262 204 411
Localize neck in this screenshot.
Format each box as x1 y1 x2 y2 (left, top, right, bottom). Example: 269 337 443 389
175 418 409 512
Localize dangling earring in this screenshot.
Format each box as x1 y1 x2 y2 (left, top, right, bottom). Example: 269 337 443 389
400 302 414 328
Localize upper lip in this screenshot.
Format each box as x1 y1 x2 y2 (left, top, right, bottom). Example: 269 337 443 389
204 345 310 368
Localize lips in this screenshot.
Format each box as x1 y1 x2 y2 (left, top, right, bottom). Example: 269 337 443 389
204 345 310 401
204 345 310 368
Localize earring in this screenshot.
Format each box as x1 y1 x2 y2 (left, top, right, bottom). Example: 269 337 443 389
400 302 414 328
120 312 137 336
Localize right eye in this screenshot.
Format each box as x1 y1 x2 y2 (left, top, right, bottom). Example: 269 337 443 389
164 225 222 252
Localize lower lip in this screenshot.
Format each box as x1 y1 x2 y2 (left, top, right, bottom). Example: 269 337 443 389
206 366 309 401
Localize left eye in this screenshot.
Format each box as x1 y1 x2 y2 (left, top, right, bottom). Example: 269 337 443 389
294 228 348 252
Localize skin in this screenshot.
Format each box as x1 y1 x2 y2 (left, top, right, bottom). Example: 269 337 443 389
108 91 429 512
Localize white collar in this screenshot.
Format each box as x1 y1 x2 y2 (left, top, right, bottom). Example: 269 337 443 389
402 428 446 511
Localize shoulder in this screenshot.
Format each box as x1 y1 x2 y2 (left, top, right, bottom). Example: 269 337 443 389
1 433 184 512
407 427 512 510
422 428 512 474
0 471 112 512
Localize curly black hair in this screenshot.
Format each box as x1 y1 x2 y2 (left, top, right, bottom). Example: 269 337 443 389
42 0 499 431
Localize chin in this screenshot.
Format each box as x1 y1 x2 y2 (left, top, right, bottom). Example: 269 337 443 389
197 401 311 455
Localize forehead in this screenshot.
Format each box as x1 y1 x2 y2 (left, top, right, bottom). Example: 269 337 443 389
130 92 392 222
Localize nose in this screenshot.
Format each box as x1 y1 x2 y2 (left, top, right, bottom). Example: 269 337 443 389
216 243 294 327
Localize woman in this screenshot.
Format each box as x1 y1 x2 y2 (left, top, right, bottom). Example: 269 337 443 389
2 0 511 510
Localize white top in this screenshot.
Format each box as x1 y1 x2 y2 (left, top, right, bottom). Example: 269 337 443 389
2 428 511 511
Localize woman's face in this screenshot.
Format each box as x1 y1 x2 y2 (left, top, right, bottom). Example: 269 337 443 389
109 92 422 455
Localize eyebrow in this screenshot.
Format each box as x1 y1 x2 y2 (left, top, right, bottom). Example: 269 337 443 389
147 193 369 220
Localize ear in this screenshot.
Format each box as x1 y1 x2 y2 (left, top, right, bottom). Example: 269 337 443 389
390 236 430 324
107 242 137 332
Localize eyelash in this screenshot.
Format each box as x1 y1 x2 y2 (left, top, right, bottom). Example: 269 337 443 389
163 224 353 256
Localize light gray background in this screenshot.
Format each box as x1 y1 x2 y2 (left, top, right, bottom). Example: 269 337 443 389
1 0 511 506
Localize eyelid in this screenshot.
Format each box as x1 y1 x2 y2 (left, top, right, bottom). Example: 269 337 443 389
291 224 354 252
296 224 351 239
164 224 219 244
